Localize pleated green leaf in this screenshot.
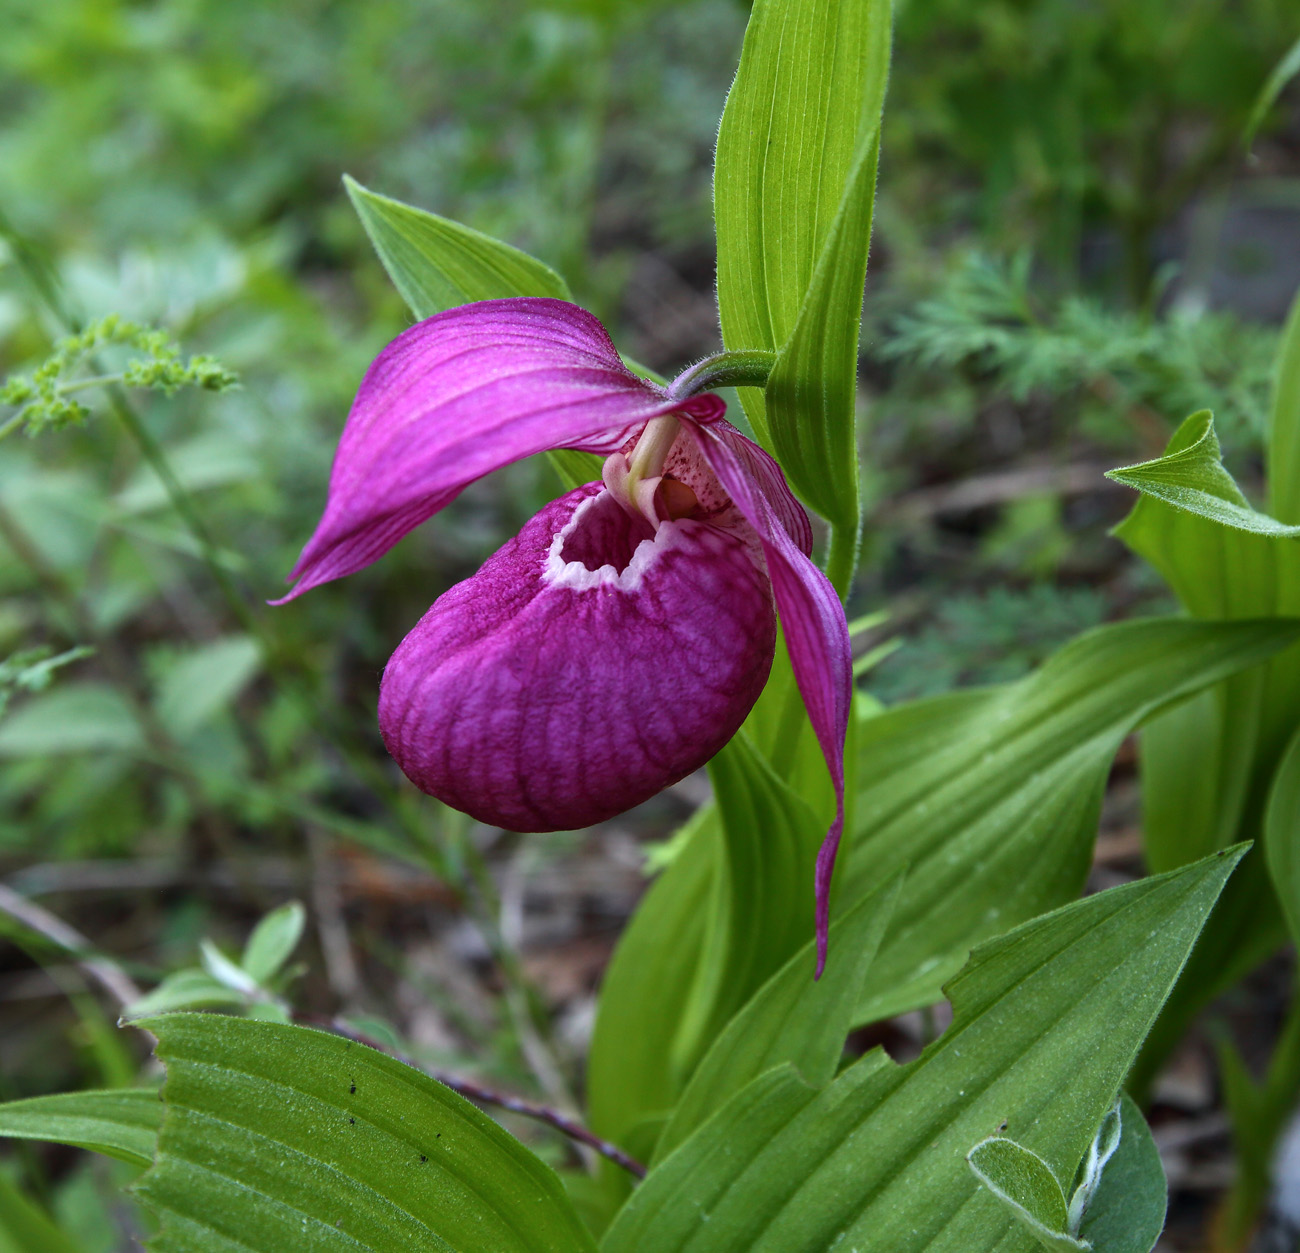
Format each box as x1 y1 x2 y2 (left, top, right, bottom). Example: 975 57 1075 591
600 850 1239 1253
713 0 891 528
133 1014 595 1253
841 617 1300 1023
1110 403 1300 1090
587 733 825 1160
0 1088 161 1168
654 871 902 1164
586 804 719 1152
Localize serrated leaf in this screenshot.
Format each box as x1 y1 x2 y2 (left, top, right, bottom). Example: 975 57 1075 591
714 0 891 528
839 617 1300 1022
1106 410 1300 538
1264 726 1300 946
967 1138 1083 1250
241 901 306 985
654 870 902 1163
0 1173 81 1253
133 1014 596 1253
155 636 261 739
0 1088 161 1168
0 682 142 756
600 850 1240 1253
1075 1094 1166 1253
345 177 601 493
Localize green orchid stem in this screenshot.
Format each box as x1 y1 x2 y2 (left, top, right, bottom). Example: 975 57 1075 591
667 349 777 400
824 518 861 602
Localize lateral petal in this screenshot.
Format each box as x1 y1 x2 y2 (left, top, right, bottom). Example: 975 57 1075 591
686 419 851 975
278 298 717 599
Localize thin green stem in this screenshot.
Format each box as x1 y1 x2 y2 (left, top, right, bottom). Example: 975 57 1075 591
824 518 861 602
667 349 777 401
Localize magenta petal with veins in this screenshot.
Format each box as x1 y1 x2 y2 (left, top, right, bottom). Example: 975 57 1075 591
379 483 776 831
277 297 852 965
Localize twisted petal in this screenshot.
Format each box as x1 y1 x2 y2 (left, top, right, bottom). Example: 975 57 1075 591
379 484 777 831
277 298 721 600
686 419 852 975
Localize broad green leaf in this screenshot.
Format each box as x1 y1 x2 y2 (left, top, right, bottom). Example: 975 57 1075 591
600 850 1241 1253
133 1014 596 1253
967 1138 1082 1250
840 617 1300 1023
0 1174 80 1253
345 177 601 494
155 636 261 739
1106 411 1300 538
0 1088 161 1167
1075 1094 1166 1253
655 870 903 1163
714 0 891 527
0 682 142 756
1265 726 1300 946
1244 34 1300 149
1270 286 1300 525
242 900 306 984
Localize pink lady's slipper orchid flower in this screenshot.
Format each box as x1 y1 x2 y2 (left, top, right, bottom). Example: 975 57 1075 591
276 299 850 968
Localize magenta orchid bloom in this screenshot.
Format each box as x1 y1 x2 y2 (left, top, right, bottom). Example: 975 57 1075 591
277 298 850 969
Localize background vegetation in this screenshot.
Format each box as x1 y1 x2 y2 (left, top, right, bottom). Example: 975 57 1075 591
1 0 1297 1247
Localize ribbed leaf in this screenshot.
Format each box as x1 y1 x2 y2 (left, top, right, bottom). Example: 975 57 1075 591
840 617 1300 1022
1110 407 1300 1089
654 870 902 1163
0 1088 161 1167
600 850 1240 1253
714 0 891 528
133 1014 595 1253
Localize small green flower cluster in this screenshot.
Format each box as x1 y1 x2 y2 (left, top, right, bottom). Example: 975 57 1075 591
0 314 238 438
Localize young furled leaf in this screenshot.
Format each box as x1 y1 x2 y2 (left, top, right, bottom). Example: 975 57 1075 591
967 1138 1085 1250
